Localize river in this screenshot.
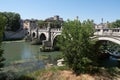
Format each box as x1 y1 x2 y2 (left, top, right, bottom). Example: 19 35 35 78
2 41 62 65
1 41 120 79
1 41 120 68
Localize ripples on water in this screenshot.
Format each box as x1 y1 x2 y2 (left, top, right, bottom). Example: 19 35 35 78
1 41 62 77
2 41 60 68
2 41 120 74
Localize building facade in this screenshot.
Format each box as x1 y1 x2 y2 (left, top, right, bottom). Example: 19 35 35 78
23 19 38 30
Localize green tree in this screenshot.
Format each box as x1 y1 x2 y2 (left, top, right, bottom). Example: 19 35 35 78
37 20 45 28
59 19 97 74
50 20 62 28
108 20 120 28
2 12 21 31
0 13 6 69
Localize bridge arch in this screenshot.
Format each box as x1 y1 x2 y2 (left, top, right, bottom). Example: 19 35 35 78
27 31 31 36
39 33 46 42
32 32 36 38
93 36 120 58
97 37 120 45
52 33 61 45
53 35 61 50
53 33 61 41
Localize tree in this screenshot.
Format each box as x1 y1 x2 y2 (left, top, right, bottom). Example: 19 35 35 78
108 20 120 28
37 20 45 28
50 20 62 28
2 12 21 31
59 19 97 74
12 13 21 31
0 13 6 69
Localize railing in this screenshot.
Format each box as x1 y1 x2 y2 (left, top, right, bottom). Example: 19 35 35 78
94 28 120 36
37 28 48 32
30 27 120 37
37 28 62 32
51 28 62 32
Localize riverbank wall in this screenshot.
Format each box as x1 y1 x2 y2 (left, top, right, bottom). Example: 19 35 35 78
4 30 27 40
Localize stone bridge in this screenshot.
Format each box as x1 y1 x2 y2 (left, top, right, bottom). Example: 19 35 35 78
27 27 120 49
94 28 120 45
27 26 62 47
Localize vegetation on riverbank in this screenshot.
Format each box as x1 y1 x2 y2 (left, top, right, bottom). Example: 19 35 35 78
58 19 99 74
1 63 120 80
0 12 21 32
27 66 120 80
0 13 6 69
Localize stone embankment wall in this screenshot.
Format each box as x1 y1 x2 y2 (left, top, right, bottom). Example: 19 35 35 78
4 30 27 40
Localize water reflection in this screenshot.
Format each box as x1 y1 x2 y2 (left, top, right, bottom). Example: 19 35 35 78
2 41 119 68
2 42 40 64
2 41 62 66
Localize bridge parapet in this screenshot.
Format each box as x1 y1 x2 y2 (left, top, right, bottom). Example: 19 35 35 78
37 27 62 32
94 28 120 37
51 28 62 32
38 28 48 31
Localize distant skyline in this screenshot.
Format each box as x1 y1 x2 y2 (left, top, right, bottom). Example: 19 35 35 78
0 0 120 23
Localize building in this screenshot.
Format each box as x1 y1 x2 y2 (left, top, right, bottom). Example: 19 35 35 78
94 23 108 29
45 15 63 22
23 19 38 30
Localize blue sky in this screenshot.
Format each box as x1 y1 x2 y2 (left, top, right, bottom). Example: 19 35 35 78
0 0 120 23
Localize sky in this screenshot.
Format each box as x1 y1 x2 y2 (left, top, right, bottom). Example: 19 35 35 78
0 0 120 23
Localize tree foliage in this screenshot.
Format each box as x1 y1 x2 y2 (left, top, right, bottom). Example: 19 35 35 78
0 13 6 69
1 12 21 31
108 20 120 28
50 20 62 28
37 19 63 29
37 20 45 28
59 19 98 74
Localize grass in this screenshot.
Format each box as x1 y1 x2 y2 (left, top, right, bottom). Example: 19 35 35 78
26 64 120 80
2 64 120 80
27 66 69 79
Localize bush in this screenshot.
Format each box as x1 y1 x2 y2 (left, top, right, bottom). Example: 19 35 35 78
59 19 98 74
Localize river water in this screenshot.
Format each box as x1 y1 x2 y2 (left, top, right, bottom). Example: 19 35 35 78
2 41 61 65
1 41 120 68
1 40 120 79
1 41 62 75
